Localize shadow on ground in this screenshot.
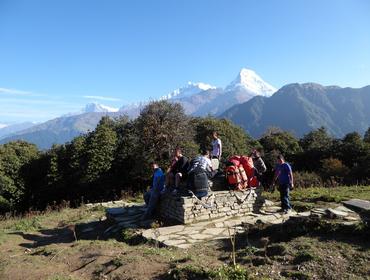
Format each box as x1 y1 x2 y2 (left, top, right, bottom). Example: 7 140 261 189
216 216 370 259
10 217 119 248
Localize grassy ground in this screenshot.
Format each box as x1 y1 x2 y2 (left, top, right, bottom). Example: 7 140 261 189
0 186 369 280
263 185 370 211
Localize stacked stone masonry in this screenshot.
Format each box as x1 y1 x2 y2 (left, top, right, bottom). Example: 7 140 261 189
159 188 264 224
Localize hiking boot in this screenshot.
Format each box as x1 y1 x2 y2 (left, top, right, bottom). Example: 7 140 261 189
283 209 292 214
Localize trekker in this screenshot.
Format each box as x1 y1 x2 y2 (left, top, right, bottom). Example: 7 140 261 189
187 149 213 199
165 152 179 188
143 161 165 219
251 149 267 187
273 155 294 214
165 147 189 190
211 131 222 170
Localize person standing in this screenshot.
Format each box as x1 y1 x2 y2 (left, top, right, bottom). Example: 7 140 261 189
211 131 222 170
273 154 294 214
143 161 165 219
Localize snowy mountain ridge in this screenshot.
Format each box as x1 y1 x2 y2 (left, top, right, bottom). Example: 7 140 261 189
225 68 276 96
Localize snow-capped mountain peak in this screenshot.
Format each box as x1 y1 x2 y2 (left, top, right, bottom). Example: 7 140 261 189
83 102 119 113
160 81 216 100
0 123 8 129
225 68 277 96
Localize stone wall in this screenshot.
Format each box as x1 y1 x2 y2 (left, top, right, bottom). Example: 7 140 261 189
159 188 264 224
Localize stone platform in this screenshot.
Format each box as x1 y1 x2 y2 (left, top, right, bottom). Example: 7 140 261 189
105 200 362 249
142 207 298 249
159 188 263 224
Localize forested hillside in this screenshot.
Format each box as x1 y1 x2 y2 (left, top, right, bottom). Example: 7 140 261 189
1 101 370 213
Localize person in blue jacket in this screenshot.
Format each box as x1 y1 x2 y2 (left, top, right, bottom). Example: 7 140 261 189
143 161 165 219
273 154 294 214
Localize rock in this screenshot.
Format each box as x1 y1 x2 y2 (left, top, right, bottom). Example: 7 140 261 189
325 208 348 219
343 216 360 221
157 225 185 235
298 211 311 217
163 239 187 246
341 221 359 226
201 227 226 235
177 243 192 249
343 199 370 211
263 200 276 207
141 229 156 240
311 208 327 214
190 233 213 240
334 206 355 213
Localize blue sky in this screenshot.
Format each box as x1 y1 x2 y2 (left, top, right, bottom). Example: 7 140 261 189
0 0 369 123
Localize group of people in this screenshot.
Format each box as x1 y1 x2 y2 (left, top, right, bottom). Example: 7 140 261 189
143 131 222 219
143 131 294 219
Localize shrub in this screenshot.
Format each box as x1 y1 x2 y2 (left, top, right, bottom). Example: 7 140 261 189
216 264 249 280
293 171 322 188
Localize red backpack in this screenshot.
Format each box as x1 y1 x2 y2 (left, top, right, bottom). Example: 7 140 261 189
225 156 248 190
225 165 241 186
240 156 259 188
228 155 241 167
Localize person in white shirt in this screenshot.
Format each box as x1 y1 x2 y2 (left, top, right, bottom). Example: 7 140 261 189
188 150 213 174
211 131 222 170
187 149 213 198
211 131 222 159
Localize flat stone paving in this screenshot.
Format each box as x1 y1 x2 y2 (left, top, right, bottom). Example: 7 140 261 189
343 199 370 211
104 200 363 249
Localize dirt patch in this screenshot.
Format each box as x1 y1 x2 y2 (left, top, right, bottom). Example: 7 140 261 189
0 204 369 279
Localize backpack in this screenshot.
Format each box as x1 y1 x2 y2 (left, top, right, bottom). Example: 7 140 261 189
240 156 259 188
188 166 209 194
228 155 241 167
225 165 241 186
225 158 248 191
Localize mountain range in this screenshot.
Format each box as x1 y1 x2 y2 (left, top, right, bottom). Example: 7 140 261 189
0 69 275 148
118 68 276 117
220 83 370 137
1 69 369 149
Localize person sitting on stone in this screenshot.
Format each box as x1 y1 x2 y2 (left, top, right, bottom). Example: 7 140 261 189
165 147 189 190
143 161 165 219
187 149 213 199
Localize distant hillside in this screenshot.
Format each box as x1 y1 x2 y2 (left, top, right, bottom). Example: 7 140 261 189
0 122 35 139
0 112 116 149
220 83 370 137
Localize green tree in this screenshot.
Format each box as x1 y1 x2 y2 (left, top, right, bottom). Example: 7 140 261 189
46 144 65 185
135 101 195 170
0 141 39 212
300 127 333 152
84 116 118 182
339 132 364 168
260 127 301 157
191 117 259 160
320 157 348 186
298 127 333 171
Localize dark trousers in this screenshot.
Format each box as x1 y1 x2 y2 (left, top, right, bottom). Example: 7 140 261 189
143 190 160 218
279 184 292 210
